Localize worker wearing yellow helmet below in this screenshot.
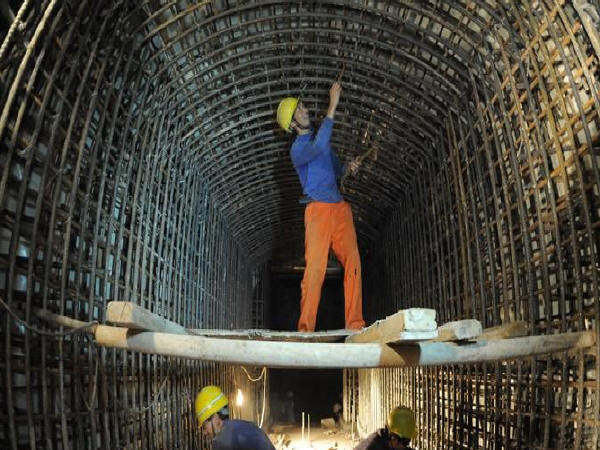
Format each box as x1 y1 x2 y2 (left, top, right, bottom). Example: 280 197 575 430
195 385 275 450
354 406 417 450
276 80 365 332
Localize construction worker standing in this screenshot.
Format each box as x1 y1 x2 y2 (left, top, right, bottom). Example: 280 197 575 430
195 385 275 450
276 80 365 332
354 406 417 450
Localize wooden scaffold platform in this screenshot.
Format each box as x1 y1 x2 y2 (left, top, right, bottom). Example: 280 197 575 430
34 301 596 369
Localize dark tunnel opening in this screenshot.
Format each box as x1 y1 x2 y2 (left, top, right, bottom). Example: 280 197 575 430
1 0 600 449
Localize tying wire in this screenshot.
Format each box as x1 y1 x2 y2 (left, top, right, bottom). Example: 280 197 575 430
0 295 98 337
241 365 266 382
113 357 173 415
335 60 378 193
336 61 345 83
340 141 379 193
299 81 308 97
240 366 267 428
80 333 99 412
133 360 172 414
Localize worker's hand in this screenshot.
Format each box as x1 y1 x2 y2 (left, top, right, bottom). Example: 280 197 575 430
348 157 360 176
329 81 342 108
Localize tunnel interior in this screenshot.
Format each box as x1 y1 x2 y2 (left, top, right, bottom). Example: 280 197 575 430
1 0 599 448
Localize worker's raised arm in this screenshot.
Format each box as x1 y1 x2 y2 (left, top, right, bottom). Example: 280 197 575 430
290 123 329 167
291 115 335 167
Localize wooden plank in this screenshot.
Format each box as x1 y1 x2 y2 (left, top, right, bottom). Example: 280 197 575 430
189 328 356 342
478 321 529 341
384 330 438 342
106 302 437 343
433 319 482 342
92 325 596 368
345 308 437 343
106 301 187 334
192 328 435 342
190 328 436 343
107 301 354 341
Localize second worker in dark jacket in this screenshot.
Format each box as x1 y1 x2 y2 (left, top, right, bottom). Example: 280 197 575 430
195 385 275 450
354 406 417 450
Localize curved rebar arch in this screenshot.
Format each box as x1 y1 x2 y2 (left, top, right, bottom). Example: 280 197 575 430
0 0 599 448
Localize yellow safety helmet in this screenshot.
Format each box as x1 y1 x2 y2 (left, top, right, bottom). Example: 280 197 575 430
387 406 417 440
195 385 229 425
277 97 299 132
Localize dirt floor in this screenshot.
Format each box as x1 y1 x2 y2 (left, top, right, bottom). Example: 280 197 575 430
268 423 361 450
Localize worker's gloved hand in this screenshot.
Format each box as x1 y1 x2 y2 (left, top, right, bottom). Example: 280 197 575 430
348 157 360 175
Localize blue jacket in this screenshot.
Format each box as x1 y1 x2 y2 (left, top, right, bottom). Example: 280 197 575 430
290 117 344 203
354 428 415 450
212 419 275 450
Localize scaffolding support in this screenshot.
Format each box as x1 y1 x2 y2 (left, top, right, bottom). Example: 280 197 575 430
36 309 596 369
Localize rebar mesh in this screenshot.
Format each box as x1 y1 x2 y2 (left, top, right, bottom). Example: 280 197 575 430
358 1 600 449
1 0 599 448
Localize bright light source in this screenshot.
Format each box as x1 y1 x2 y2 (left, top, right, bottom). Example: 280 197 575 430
235 389 244 407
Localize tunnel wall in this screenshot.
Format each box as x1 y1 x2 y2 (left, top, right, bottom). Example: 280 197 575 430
356 3 600 449
0 1 266 448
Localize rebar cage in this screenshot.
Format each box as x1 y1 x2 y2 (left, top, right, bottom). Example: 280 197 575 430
1 0 599 449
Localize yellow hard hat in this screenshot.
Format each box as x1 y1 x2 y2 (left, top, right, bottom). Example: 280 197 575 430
387 406 417 440
277 97 299 132
195 385 228 425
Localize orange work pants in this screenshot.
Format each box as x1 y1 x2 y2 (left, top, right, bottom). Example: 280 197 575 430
298 201 365 332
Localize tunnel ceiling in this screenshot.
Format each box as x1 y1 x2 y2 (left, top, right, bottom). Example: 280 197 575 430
126 0 516 261
2 0 598 263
